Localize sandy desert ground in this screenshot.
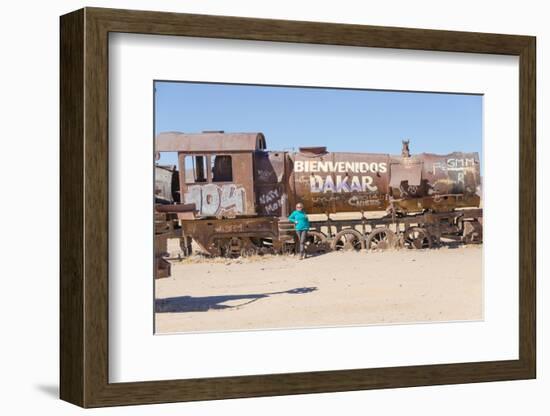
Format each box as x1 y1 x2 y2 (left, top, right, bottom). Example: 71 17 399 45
155 245 483 334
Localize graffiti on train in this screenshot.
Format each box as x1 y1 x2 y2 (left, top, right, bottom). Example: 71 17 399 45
432 158 478 189
294 160 387 193
184 184 246 216
258 189 283 215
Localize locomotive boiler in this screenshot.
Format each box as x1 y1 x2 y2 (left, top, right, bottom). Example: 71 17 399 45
155 131 482 257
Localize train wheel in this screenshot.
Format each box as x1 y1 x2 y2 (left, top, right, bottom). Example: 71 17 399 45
219 237 246 258
331 229 364 251
366 228 396 250
403 227 432 249
462 220 483 244
281 241 296 255
249 237 277 255
240 247 259 257
304 231 329 255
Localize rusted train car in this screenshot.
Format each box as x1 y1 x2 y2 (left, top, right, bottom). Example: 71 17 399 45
155 131 482 257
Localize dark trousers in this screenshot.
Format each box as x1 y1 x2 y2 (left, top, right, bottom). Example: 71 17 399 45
296 230 308 256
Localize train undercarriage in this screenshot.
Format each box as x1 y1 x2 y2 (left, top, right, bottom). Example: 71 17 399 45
175 207 483 258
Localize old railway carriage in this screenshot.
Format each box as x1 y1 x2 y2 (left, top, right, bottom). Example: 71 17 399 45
155 131 483 257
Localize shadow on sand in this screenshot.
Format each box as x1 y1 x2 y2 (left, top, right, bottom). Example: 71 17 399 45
155 287 318 313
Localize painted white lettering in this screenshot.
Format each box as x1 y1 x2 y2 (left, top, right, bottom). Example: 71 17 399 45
323 175 335 192
310 175 323 193
184 184 245 216
201 184 221 216
350 176 361 192
362 176 378 192
336 175 350 192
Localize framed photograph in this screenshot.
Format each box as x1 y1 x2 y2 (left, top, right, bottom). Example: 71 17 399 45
60 7 536 408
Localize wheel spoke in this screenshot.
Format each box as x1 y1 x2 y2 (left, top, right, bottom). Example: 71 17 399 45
331 230 363 251
367 228 395 250
403 227 432 250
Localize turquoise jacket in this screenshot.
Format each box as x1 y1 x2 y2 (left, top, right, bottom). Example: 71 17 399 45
288 210 310 231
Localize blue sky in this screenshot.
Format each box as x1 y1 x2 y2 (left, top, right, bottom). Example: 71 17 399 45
155 81 482 166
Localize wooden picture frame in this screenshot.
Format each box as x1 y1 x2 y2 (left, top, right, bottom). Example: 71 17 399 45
60 7 536 408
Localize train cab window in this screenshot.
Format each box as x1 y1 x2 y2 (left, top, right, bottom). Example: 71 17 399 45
211 155 233 182
184 155 207 183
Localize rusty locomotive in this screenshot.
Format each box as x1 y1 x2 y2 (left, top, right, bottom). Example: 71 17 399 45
154 131 482 258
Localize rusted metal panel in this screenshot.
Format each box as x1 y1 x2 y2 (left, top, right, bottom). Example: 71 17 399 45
155 203 196 213
389 163 422 187
154 210 182 278
181 153 256 217
181 216 278 256
386 152 480 204
254 151 285 184
182 181 253 217
156 131 266 152
254 151 287 217
289 148 480 216
290 150 390 214
256 184 286 217
154 165 178 203
420 152 481 196
391 194 480 213
298 146 327 155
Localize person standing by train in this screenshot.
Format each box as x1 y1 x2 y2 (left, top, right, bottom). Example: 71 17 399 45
288 202 310 260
